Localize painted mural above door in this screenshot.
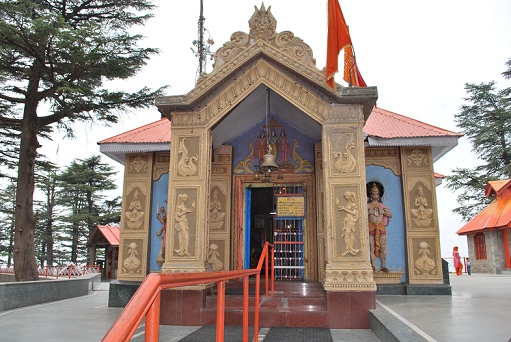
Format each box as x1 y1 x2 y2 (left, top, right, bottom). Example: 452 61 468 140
233 117 315 175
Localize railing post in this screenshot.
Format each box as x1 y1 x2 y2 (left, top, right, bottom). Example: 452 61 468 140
254 273 260 342
271 245 275 293
243 276 249 342
145 291 161 341
216 280 226 342
265 248 269 296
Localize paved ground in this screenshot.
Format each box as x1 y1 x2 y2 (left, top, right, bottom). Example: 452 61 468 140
0 274 509 341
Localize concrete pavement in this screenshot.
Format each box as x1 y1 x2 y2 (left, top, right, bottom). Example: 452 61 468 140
0 274 509 341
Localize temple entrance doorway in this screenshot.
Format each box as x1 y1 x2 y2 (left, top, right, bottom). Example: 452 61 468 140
244 183 307 281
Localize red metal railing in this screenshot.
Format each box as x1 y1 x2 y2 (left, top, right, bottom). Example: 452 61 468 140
103 242 275 342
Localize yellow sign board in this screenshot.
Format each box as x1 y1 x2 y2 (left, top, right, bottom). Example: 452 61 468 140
277 197 305 217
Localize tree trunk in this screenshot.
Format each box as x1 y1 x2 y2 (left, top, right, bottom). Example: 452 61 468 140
13 97 40 281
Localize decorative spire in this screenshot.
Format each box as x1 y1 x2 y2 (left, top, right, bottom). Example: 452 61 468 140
249 3 277 41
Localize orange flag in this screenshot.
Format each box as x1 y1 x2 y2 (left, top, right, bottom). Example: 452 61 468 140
343 44 367 87
326 0 366 88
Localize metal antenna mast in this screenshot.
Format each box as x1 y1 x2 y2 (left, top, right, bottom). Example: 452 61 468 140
191 0 214 80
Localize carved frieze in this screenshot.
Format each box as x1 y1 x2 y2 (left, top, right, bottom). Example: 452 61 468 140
365 147 401 176
171 60 332 129
153 153 170 181
127 155 150 176
323 269 376 291
402 147 432 172
120 238 145 276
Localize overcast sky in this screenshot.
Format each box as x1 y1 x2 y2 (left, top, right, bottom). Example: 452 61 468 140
38 0 511 258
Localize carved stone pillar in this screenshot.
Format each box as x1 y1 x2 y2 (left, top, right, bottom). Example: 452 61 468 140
117 153 154 281
401 147 443 285
314 143 326 282
162 124 212 275
322 105 376 292
207 145 233 272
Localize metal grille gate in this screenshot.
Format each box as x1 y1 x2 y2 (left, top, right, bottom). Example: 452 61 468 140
273 184 305 280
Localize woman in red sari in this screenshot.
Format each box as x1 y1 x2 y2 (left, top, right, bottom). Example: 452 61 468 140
453 246 463 275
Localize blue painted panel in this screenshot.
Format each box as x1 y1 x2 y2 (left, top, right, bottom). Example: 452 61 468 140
228 115 317 174
149 173 169 272
244 188 251 269
366 165 406 281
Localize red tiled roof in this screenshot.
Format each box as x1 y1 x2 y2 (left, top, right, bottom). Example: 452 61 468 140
434 172 446 179
457 179 511 235
97 225 120 246
98 118 171 144
364 107 461 139
98 107 460 145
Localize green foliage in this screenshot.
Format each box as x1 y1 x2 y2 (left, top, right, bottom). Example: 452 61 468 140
0 181 16 265
446 59 511 221
0 0 165 280
56 155 119 263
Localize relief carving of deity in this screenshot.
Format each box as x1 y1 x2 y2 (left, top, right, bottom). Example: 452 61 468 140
336 191 360 256
210 189 226 230
125 190 144 229
174 193 195 256
410 185 433 227
177 138 198 177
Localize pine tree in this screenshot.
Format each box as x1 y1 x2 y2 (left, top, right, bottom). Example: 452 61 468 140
57 155 119 263
0 1 164 280
0 181 16 266
446 58 511 221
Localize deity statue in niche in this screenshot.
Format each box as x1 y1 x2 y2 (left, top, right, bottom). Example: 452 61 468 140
367 183 392 272
210 189 226 230
336 191 360 256
125 190 144 229
411 185 433 227
155 202 167 267
255 129 267 163
206 243 223 271
268 128 278 156
174 193 195 256
278 129 291 165
415 241 436 275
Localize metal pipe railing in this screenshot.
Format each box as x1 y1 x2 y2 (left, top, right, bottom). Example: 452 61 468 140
102 242 274 342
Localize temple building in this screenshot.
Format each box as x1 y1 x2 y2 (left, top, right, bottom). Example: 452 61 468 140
99 4 460 327
457 179 511 274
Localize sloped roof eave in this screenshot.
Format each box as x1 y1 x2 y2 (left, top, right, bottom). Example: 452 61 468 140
367 136 459 162
456 197 511 235
99 142 170 165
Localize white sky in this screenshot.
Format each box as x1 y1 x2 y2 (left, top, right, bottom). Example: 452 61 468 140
38 0 511 258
